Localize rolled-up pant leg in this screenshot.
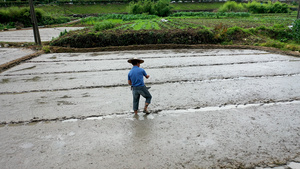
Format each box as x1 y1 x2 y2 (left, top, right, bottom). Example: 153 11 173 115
132 89 140 111
132 86 152 111
139 86 152 104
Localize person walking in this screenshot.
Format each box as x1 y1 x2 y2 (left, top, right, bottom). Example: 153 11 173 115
128 57 152 114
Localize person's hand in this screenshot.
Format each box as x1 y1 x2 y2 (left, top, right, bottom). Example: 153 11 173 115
145 75 150 79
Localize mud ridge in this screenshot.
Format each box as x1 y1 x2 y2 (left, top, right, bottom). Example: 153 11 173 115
2 60 295 76
26 53 271 63
49 44 300 58
0 73 299 95
1 99 299 126
0 50 44 73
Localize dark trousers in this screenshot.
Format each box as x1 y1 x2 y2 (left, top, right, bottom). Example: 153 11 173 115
132 86 152 111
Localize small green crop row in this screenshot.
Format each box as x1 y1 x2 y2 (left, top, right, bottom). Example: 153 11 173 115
171 12 251 18
110 18 203 31
81 14 158 23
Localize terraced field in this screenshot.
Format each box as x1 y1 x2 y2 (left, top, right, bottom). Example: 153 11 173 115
0 48 300 168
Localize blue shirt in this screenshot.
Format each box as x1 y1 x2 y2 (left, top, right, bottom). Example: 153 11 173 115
128 66 147 87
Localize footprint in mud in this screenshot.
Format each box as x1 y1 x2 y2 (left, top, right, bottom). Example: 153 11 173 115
36 99 47 104
25 76 41 82
60 95 72 99
82 93 90 97
12 66 36 72
57 101 76 106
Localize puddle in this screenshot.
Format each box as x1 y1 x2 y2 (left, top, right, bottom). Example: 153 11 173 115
62 119 78 123
57 101 76 105
256 162 300 169
85 117 103 120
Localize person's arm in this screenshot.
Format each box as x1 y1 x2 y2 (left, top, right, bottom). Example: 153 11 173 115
128 80 132 85
145 75 150 79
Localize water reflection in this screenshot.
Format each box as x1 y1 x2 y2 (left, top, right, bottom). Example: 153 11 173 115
129 113 154 146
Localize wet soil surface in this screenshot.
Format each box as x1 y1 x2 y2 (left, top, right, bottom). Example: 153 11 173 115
0 49 299 168
0 27 83 42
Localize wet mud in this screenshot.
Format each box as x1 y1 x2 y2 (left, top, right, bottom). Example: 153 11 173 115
0 49 299 168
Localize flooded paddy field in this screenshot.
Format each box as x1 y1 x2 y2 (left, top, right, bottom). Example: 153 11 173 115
0 49 299 168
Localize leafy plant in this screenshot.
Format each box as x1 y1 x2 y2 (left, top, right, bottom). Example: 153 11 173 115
154 0 172 17
291 19 300 43
94 21 116 31
59 29 68 37
42 45 51 53
213 23 228 40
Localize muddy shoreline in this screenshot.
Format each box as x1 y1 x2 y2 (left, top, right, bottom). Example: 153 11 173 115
1 44 299 73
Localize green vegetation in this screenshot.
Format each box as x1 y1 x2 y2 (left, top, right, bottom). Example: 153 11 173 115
0 6 70 28
245 1 290 13
170 12 250 17
218 1 247 12
291 19 300 43
218 0 291 13
0 1 298 52
128 0 172 16
172 2 223 11
94 21 117 31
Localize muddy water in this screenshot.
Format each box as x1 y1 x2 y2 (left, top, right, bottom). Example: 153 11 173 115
0 49 299 168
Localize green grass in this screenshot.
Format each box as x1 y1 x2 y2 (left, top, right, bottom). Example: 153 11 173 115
35 2 225 17
37 4 129 15
171 2 224 11
170 12 296 29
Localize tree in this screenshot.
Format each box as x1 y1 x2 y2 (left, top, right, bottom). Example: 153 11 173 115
297 0 300 19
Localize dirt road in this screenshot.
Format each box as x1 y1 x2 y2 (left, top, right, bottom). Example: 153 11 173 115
0 49 299 168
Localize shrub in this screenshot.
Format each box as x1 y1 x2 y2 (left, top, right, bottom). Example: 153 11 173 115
154 0 172 17
261 41 285 48
128 0 172 17
269 1 289 13
245 0 290 13
0 7 70 28
291 19 300 43
42 46 51 53
218 1 247 12
252 24 292 42
128 1 144 15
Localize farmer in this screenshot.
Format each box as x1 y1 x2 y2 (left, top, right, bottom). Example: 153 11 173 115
128 57 152 114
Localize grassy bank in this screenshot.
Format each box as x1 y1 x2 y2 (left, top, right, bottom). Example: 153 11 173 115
36 3 224 16
50 12 299 52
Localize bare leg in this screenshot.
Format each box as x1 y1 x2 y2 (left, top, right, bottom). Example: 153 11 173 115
143 103 150 114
